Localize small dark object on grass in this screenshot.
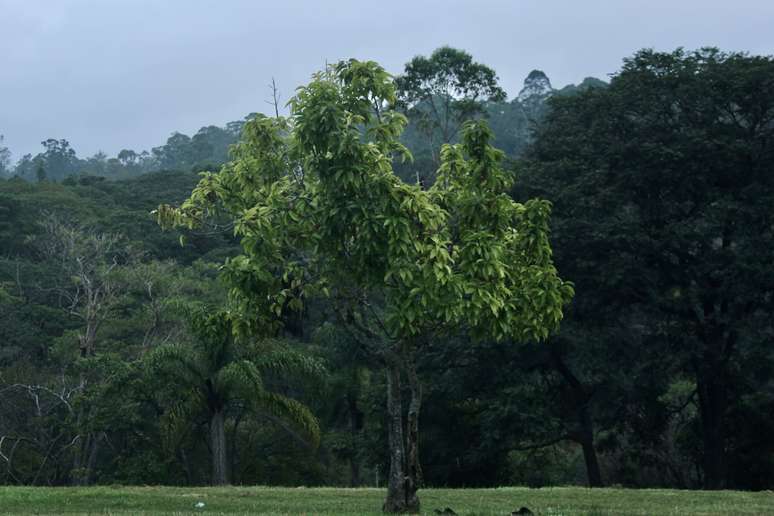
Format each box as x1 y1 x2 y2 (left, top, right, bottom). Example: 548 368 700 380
512 507 534 516
434 508 457 515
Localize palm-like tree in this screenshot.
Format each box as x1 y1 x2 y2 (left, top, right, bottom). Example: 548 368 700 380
145 311 323 485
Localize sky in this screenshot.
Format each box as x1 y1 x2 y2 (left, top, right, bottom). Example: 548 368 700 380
1 0 773 160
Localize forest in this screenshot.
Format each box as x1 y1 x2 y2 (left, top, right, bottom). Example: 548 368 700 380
1 46 773 513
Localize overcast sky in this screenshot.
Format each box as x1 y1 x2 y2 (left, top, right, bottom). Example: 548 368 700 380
2 0 773 160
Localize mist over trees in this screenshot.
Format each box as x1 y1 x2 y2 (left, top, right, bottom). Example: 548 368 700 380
0 57 595 185
1 46 773 508
1 115 258 182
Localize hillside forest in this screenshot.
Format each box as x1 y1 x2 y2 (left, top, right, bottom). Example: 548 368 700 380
1 47 773 512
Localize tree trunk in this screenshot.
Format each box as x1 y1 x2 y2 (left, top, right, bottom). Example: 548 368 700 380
72 432 99 486
79 316 98 357
549 346 603 487
70 408 87 485
179 448 193 485
70 437 82 485
349 454 361 488
210 410 229 485
347 390 363 486
230 413 243 485
578 412 603 488
84 433 101 485
696 362 727 489
405 360 422 507
383 364 417 513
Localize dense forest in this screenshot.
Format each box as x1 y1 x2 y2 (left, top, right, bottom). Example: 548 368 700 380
1 46 772 509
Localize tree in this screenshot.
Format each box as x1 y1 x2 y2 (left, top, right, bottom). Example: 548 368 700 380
152 132 194 171
37 215 129 359
117 149 138 167
35 162 46 183
37 139 81 181
521 48 774 489
145 311 323 485
13 154 35 180
150 127 240 173
0 135 11 177
34 215 136 484
395 46 506 170
157 59 571 511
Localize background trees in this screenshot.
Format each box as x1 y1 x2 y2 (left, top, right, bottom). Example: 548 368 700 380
0 136 10 177
396 46 506 148
2 45 774 494
2 114 256 182
36 139 80 181
0 173 229 486
395 47 507 184
519 48 774 490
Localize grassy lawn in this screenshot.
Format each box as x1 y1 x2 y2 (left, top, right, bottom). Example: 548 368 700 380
0 485 772 515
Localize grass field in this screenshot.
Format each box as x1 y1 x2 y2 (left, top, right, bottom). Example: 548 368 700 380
0 485 772 515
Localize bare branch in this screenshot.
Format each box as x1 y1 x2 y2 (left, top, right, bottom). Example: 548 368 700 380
266 77 282 119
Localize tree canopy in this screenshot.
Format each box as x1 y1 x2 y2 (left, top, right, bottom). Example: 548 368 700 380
519 47 774 490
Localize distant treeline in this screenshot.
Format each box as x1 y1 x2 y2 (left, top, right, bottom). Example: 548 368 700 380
0 117 254 182
0 71 604 183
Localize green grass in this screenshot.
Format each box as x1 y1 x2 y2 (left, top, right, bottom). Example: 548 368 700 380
0 485 772 515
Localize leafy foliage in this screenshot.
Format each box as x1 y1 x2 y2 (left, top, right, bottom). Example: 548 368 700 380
157 59 570 344
145 311 324 484
519 47 774 489
396 47 506 145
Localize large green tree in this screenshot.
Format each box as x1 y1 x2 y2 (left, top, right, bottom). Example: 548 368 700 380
521 48 774 489
157 59 571 511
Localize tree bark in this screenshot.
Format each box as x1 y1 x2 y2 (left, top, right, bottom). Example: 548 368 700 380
696 361 727 490
210 410 229 485
230 413 243 485
405 360 422 507
382 364 415 513
79 315 99 357
549 346 603 487
72 432 98 486
84 433 101 485
179 448 193 485
70 408 86 485
70 437 82 485
578 412 603 488
347 390 363 486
